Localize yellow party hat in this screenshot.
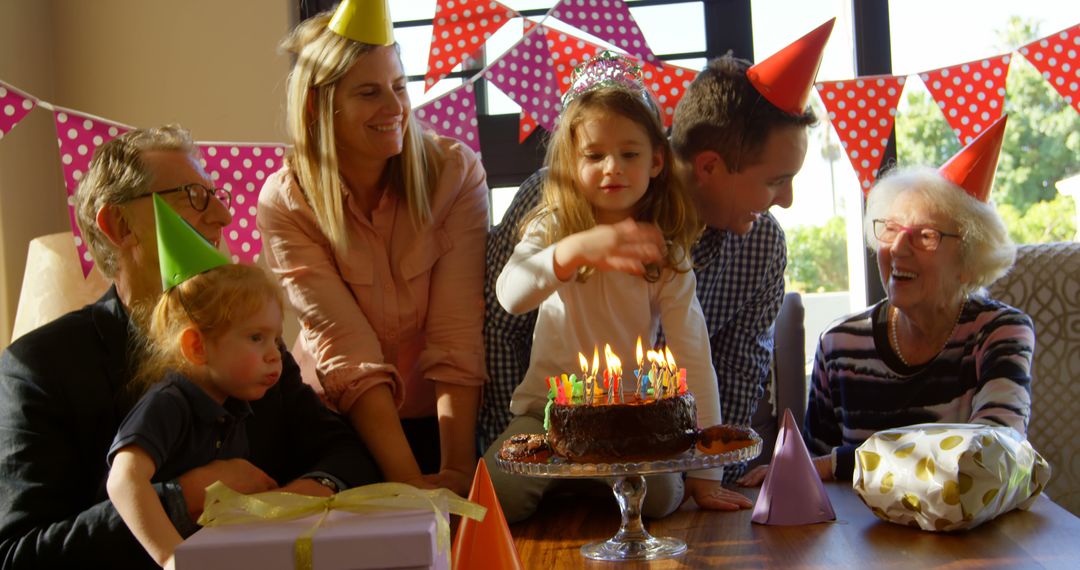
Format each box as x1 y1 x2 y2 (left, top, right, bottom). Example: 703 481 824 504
328 0 394 45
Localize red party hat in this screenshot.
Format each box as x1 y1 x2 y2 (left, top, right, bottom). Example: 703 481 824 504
747 18 835 115
938 115 1007 202
452 459 522 570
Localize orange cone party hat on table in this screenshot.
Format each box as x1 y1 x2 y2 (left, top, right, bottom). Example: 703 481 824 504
328 0 394 45
938 114 1008 202
752 409 836 525
452 459 522 570
746 18 835 115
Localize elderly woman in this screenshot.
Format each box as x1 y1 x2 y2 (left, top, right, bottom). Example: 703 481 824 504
740 160 1034 485
257 7 488 497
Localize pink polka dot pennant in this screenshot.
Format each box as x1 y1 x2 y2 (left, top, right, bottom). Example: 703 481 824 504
1018 24 1080 115
414 83 481 155
0 80 37 141
816 75 906 195
919 54 1011 145
51 107 132 277
197 143 287 264
425 0 519 92
550 0 659 67
484 23 561 131
642 61 698 128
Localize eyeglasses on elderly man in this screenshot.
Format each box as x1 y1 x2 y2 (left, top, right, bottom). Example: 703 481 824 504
125 183 232 213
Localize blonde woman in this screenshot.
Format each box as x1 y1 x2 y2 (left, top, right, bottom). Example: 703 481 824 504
258 11 488 496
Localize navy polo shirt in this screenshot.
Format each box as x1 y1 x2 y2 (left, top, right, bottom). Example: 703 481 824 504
107 371 253 482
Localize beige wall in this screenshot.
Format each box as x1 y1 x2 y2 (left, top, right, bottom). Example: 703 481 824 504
0 0 298 348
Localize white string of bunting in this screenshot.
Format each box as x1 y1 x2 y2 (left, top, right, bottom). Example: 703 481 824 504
1 2 1077 276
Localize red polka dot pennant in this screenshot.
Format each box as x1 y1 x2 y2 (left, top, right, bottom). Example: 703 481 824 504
1018 24 1080 115
550 0 658 67
816 76 906 195
51 107 132 277
0 80 36 141
642 61 698 128
425 0 518 92
919 54 1011 145
414 82 481 154
484 24 561 131
544 28 607 95
519 111 538 143
197 143 287 264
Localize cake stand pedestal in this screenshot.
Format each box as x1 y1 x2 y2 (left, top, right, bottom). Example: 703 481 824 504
496 429 761 562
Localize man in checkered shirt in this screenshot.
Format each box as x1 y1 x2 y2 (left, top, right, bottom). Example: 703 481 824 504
480 53 819 505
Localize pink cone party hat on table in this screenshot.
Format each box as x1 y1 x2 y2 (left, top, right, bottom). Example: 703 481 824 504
752 408 836 525
938 114 1007 202
746 18 835 115
452 459 522 570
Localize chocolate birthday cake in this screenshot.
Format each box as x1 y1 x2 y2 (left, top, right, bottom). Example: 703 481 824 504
546 392 698 463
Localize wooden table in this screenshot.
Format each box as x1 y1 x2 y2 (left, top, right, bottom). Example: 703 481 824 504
509 482 1080 569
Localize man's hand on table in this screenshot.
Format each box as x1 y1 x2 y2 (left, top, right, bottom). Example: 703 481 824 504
684 477 754 510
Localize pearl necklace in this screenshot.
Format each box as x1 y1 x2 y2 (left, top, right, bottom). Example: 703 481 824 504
889 300 964 367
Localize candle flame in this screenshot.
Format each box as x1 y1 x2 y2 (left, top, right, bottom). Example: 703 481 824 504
635 336 644 366
591 345 600 375
604 343 615 372
578 352 588 374
664 346 677 371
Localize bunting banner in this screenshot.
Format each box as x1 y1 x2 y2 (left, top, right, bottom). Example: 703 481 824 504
545 27 606 93
52 108 133 277
816 76 907 194
550 0 658 66
920 54 1011 145
425 0 518 91
1018 24 1080 114
484 23 561 131
0 81 36 140
518 112 538 143
642 61 698 128
414 82 482 155
197 143 287 264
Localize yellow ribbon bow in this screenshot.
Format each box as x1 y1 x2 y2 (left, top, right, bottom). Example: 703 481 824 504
198 481 487 570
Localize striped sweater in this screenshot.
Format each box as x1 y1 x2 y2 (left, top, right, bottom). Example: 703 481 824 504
804 295 1034 480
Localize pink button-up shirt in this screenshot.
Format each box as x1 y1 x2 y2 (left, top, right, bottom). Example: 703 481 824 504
257 136 489 418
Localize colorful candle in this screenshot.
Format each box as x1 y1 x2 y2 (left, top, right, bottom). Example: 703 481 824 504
579 352 591 404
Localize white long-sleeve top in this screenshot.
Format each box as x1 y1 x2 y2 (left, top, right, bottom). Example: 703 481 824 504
497 222 724 480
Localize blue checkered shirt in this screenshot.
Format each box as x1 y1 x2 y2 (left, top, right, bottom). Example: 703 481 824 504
479 169 787 482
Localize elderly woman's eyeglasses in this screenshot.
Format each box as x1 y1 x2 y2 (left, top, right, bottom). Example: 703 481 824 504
873 219 960 252
129 183 232 212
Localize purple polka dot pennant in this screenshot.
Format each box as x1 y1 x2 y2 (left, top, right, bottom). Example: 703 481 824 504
197 143 287 264
51 107 132 277
414 83 482 155
550 0 658 67
484 23 562 131
919 54 1011 145
0 80 36 141
1019 24 1080 115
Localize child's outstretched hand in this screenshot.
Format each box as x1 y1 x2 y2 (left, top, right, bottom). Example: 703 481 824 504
684 477 754 511
554 218 666 280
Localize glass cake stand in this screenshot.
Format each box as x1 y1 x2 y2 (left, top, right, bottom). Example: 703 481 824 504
495 430 761 562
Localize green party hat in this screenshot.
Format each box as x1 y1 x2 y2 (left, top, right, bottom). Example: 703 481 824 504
154 193 230 291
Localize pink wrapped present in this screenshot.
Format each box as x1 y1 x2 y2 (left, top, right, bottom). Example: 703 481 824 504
175 509 448 570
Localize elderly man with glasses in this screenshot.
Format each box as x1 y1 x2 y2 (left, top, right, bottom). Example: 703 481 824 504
0 125 382 569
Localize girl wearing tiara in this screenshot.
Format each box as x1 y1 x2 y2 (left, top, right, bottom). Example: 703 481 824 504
482 52 727 522
107 198 304 568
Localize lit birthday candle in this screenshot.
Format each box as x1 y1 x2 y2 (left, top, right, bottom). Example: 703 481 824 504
610 351 623 404
664 346 677 398
592 345 600 400
604 344 615 404
579 352 590 404
635 336 644 398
